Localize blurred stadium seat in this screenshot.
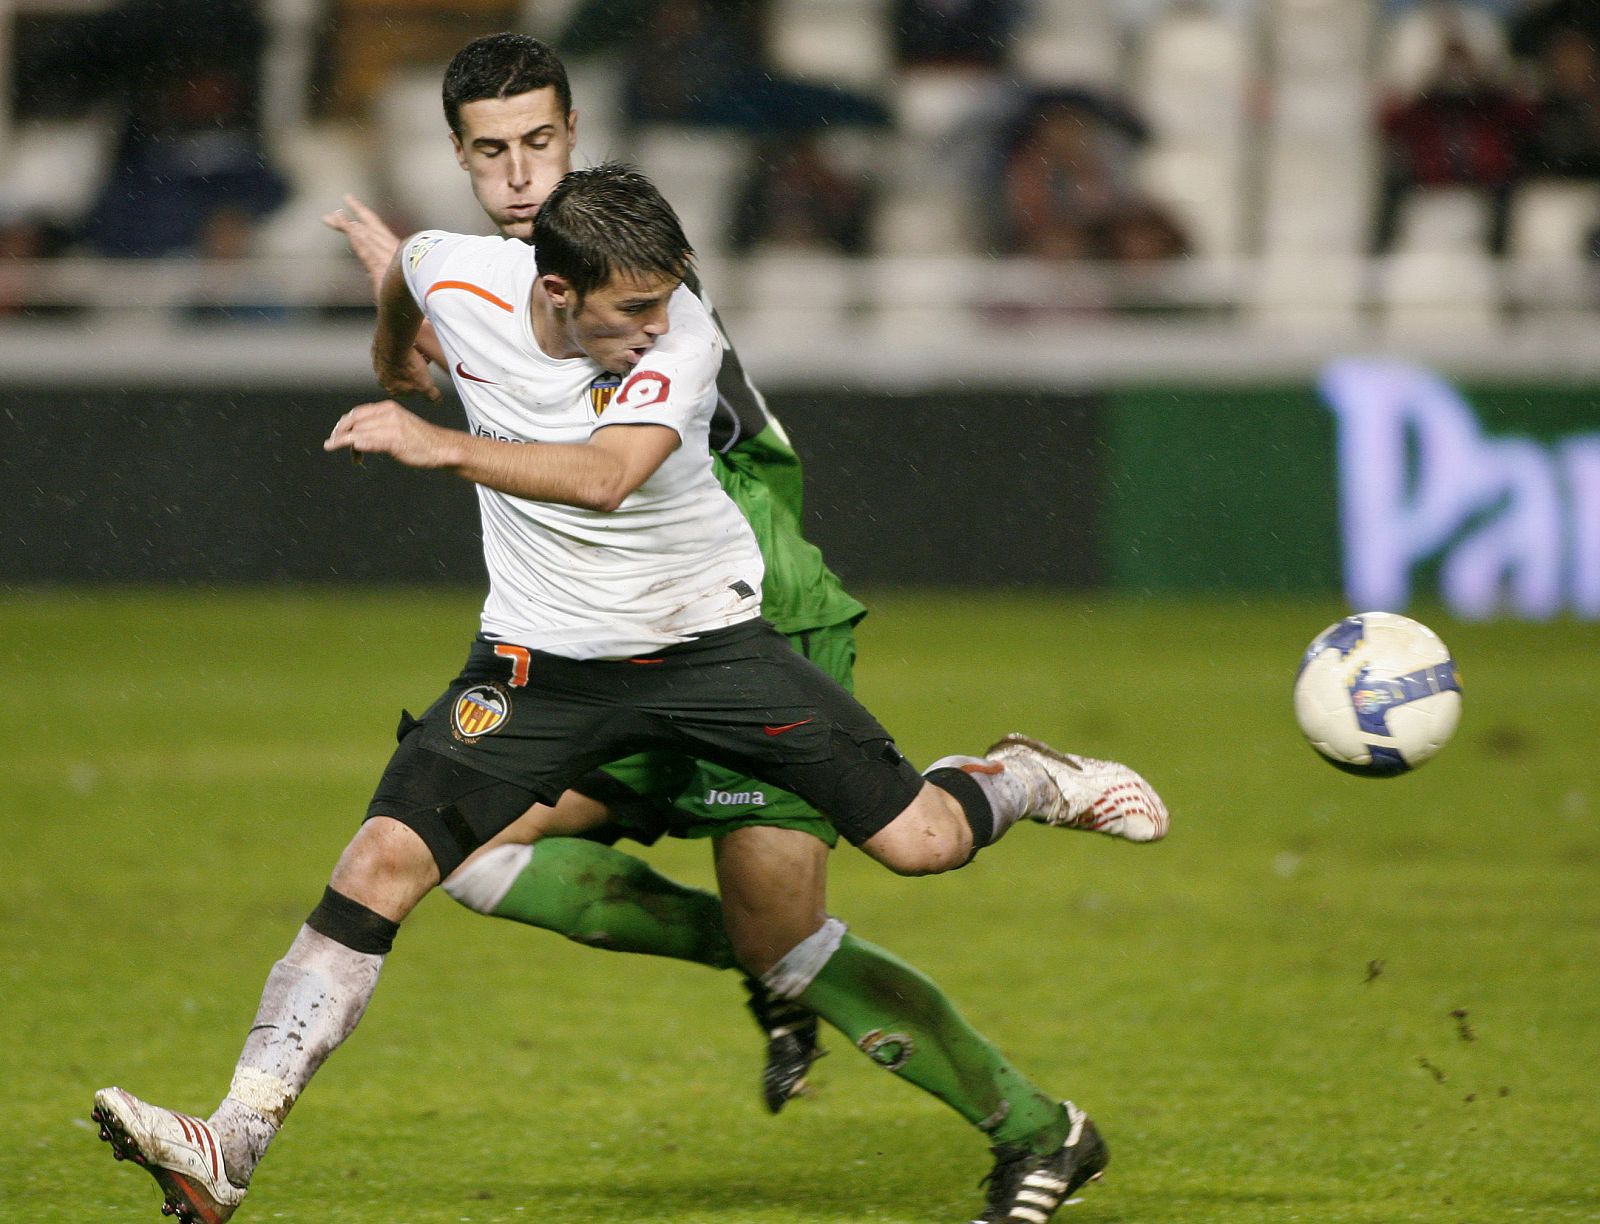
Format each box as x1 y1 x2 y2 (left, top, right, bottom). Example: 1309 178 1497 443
376 67 488 235
876 71 1009 254
1251 0 1373 325
1510 180 1600 259
565 60 628 166
1507 181 1600 314
1014 0 1122 89
1378 249 1502 335
769 0 892 89
1394 186 1497 253
258 124 377 257
1132 6 1257 257
724 249 859 333
1134 5 1251 148
632 126 752 258
1379 187 1504 331
3 118 116 225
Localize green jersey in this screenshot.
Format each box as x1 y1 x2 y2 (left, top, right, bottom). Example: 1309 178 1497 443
689 274 866 635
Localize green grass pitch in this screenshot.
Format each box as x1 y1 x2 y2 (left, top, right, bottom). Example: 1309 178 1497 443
2 589 1596 1223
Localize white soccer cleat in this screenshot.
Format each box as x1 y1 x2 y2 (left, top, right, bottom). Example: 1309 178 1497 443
93 1087 246 1224
986 734 1169 842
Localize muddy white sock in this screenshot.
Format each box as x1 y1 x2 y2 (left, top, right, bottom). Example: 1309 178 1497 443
207 923 385 1184
923 755 1036 847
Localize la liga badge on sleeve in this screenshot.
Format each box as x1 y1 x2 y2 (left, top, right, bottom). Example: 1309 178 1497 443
617 370 670 409
451 684 511 742
406 234 442 271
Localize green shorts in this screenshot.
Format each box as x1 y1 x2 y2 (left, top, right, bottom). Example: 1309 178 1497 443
578 621 859 848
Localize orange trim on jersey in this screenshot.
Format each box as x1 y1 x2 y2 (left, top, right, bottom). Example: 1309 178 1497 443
425 280 515 313
961 761 1006 775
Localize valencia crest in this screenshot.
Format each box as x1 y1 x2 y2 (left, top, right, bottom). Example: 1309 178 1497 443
589 373 621 417
451 684 510 742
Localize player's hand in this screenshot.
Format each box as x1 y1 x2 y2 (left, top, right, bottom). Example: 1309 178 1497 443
323 195 400 292
324 400 457 469
372 338 442 401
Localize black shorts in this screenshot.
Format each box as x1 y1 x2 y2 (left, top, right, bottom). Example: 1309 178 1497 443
367 618 924 875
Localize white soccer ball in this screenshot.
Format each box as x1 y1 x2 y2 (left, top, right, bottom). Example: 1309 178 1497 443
1293 612 1462 776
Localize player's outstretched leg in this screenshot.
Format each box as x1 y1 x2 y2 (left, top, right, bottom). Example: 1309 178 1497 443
446 838 739 965
444 837 822 1112
927 735 1169 847
760 923 1107 1222
93 1088 246 1224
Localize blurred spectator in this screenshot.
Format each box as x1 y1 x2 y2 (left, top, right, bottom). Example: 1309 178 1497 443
0 212 80 319
1370 31 1535 256
993 90 1191 261
324 1 517 118
1378 0 1513 99
560 0 889 130
35 0 288 258
729 137 874 255
1520 25 1600 179
1104 202 1191 263
892 0 1022 70
1510 0 1600 61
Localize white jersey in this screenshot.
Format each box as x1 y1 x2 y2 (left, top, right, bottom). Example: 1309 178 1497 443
401 230 764 660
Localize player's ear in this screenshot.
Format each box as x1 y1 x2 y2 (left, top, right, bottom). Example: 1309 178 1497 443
450 131 469 172
565 110 579 153
540 273 576 310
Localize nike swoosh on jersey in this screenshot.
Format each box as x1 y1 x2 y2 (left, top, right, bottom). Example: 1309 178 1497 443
762 719 814 736
455 361 499 385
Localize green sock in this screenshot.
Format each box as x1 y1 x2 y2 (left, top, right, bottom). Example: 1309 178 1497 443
490 838 738 970
796 933 1069 1153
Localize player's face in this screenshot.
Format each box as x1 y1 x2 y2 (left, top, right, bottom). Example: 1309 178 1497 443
553 269 681 375
452 89 577 239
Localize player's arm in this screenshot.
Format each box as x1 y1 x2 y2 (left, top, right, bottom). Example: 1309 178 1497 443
324 196 448 368
371 247 441 401
324 403 680 512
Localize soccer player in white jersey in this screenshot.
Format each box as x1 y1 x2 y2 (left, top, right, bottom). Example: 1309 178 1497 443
93 164 1168 1224
326 33 1156 1139
325 33 853 1110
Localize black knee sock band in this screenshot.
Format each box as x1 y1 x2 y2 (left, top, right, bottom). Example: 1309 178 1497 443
925 766 994 852
306 886 399 955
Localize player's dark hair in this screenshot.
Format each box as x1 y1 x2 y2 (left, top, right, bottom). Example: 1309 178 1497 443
442 33 572 136
533 163 693 299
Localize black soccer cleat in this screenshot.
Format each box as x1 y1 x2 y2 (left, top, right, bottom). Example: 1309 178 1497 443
972 1102 1108 1223
742 976 825 1113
